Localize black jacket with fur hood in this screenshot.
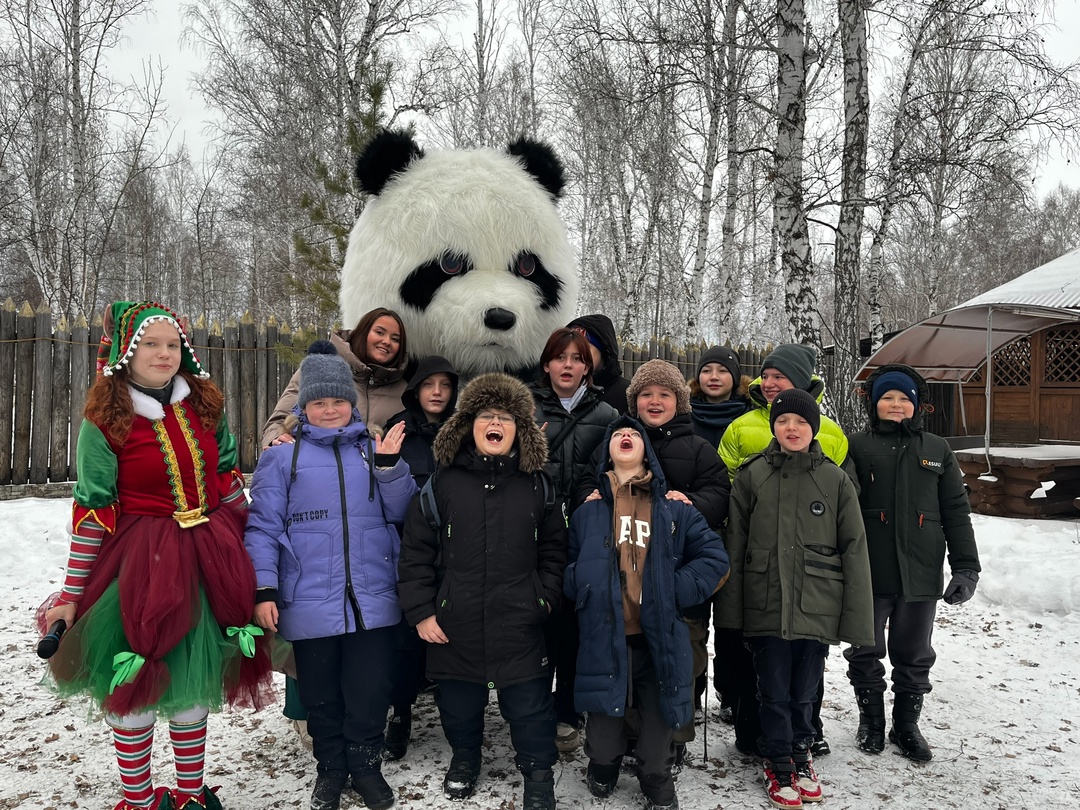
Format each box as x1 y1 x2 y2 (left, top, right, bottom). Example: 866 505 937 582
397 373 568 687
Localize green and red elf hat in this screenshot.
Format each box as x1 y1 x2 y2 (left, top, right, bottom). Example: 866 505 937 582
99 301 209 379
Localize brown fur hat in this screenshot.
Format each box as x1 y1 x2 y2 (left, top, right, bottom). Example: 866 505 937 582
626 359 692 417
433 373 547 471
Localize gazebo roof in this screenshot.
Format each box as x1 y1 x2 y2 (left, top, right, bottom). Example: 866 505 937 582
858 248 1080 382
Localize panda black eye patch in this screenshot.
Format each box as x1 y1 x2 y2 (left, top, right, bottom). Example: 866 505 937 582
514 252 563 311
398 250 564 312
400 253 474 309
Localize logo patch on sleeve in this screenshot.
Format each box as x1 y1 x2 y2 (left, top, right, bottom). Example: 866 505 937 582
920 458 943 469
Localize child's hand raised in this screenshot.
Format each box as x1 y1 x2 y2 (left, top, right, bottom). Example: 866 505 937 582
376 421 406 455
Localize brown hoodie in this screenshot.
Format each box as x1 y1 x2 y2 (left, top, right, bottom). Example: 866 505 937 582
606 468 654 635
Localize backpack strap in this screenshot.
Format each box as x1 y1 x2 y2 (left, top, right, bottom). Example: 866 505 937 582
419 468 442 533
533 469 557 525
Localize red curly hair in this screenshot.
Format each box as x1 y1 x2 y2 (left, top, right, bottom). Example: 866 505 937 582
85 369 225 446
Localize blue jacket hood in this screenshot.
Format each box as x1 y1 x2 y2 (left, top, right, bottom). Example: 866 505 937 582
593 414 668 494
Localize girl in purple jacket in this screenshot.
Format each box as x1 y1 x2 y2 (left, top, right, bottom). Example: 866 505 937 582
245 342 417 810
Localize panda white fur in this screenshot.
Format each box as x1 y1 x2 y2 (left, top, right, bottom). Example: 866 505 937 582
340 130 579 378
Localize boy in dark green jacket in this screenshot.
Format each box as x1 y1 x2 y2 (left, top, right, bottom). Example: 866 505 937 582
845 365 980 763
716 389 873 809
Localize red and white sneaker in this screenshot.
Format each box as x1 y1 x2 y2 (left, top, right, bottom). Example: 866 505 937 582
762 759 803 809
794 757 823 803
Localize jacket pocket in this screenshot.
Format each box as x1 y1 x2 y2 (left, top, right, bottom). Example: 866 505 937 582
359 525 399 598
743 547 771 611
800 546 845 615
435 572 455 618
285 530 333 602
574 583 591 611
530 570 551 618
278 533 300 603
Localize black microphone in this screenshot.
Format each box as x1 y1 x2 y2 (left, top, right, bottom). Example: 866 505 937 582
36 620 67 660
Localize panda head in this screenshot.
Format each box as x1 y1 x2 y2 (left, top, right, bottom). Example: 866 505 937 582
340 130 579 378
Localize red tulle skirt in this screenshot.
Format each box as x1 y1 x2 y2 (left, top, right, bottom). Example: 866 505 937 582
46 508 275 717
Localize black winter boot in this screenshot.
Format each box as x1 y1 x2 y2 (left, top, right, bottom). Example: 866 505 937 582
890 692 933 762
382 710 411 761
443 748 481 801
521 768 556 810
310 767 349 810
346 743 395 809
586 759 620 798
855 689 886 754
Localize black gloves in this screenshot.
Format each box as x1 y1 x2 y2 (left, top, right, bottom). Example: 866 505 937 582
943 569 979 605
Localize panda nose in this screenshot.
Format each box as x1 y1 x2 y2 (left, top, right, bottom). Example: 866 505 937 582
484 308 516 331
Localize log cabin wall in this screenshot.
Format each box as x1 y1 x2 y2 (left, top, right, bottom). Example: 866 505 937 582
956 324 1080 443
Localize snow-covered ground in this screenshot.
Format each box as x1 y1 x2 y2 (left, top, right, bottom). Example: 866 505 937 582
2 498 1078 810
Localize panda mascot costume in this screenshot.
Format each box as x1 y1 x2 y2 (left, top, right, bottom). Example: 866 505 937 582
340 130 579 380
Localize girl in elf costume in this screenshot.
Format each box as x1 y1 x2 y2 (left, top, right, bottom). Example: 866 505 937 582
42 301 275 810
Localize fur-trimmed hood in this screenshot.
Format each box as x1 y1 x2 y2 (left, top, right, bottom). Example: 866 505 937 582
433 373 547 471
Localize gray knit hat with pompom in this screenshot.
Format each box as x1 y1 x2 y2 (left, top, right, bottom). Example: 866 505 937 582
298 340 358 408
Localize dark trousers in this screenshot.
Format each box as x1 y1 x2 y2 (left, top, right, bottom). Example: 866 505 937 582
436 677 557 772
845 595 937 695
586 636 676 806
748 636 828 761
389 619 427 714
543 605 580 727
293 626 396 771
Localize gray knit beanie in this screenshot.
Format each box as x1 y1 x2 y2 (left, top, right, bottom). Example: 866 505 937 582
626 359 692 417
298 340 358 408
761 343 816 391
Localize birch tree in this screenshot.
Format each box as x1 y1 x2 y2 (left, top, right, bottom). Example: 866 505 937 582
774 0 817 344
0 0 166 315
831 0 868 429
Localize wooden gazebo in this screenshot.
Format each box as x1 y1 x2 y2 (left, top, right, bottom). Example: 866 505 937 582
857 248 1080 517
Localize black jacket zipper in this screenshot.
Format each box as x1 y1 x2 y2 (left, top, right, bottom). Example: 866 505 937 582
334 437 363 630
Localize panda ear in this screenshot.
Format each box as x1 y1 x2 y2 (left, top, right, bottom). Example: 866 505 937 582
506 138 565 199
355 129 425 196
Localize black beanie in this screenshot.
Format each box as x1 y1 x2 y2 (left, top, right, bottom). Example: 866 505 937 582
697 346 741 383
761 343 816 391
769 388 820 437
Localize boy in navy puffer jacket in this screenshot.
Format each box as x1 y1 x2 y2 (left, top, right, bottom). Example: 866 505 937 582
245 341 418 810
567 415 728 810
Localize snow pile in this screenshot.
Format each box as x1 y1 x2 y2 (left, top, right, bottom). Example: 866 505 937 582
2 498 1078 810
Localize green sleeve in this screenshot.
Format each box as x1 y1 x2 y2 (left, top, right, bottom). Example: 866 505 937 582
719 417 747 482
216 412 240 472
72 420 119 509
819 415 849 466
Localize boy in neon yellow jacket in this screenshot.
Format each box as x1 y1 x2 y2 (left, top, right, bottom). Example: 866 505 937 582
719 344 848 479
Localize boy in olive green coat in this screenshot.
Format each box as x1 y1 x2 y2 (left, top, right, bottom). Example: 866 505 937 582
717 389 873 809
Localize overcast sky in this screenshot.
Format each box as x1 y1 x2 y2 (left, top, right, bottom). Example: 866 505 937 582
114 0 1080 195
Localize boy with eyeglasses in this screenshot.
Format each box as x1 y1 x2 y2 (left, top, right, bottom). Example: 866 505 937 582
398 373 567 810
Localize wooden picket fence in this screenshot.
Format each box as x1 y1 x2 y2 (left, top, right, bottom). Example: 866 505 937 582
0 300 770 489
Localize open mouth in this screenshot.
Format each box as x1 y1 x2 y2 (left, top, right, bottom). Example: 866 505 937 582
619 438 634 450
485 428 504 443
